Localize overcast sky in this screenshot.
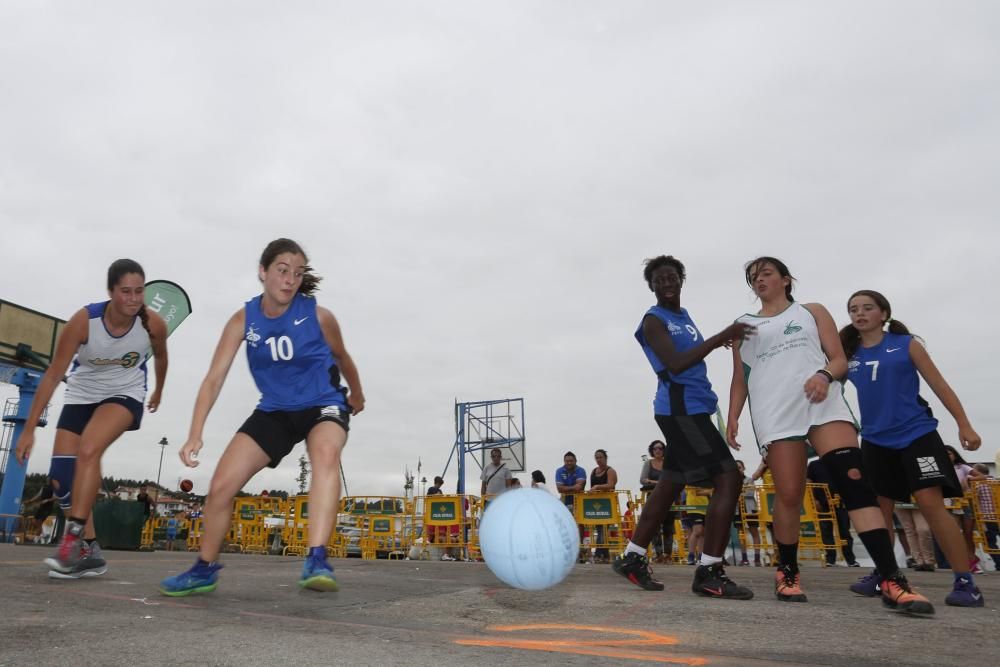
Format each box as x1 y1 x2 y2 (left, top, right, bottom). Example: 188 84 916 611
1 2 997 500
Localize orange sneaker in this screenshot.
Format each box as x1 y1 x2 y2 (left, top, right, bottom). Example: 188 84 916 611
881 573 934 615
775 565 807 602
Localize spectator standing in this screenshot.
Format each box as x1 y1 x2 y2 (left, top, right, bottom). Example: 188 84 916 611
427 476 444 496
530 470 552 493
639 440 674 563
806 456 859 567
481 449 513 498
972 464 1000 571
734 460 762 566
555 452 586 509
947 446 987 573
589 449 618 563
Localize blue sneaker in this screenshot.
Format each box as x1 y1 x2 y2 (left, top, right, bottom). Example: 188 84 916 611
159 561 223 597
299 555 338 592
849 569 882 597
945 576 985 608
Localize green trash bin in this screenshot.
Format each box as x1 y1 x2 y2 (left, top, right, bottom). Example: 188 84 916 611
93 499 147 550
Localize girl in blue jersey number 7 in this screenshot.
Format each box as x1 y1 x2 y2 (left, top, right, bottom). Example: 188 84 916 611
160 238 364 596
840 290 984 608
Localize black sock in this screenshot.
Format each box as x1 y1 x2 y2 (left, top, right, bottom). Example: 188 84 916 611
857 528 899 579
196 558 213 568
777 542 799 570
85 538 97 546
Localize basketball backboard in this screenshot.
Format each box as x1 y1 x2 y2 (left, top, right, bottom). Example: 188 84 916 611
0 300 65 374
461 399 526 473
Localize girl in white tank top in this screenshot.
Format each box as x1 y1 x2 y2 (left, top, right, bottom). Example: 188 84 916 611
14 259 168 576
725 257 929 610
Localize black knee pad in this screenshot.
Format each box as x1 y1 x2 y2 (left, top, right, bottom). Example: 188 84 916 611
49 455 76 510
821 447 877 511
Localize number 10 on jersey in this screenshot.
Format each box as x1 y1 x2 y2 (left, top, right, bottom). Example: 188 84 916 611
265 336 294 361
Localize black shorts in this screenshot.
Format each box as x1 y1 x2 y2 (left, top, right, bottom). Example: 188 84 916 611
56 396 144 434
654 413 737 484
238 405 350 469
681 513 705 528
861 429 963 503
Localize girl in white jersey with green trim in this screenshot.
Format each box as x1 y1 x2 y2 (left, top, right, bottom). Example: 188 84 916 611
727 257 933 615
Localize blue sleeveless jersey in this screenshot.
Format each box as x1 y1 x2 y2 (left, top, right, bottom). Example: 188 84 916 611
846 332 937 449
244 293 349 412
635 306 718 416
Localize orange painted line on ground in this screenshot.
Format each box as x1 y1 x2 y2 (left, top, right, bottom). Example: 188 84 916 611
454 623 708 665
456 638 708 665
486 623 679 647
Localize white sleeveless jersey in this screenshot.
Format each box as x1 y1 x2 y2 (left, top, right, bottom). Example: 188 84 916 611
64 302 151 405
736 302 856 452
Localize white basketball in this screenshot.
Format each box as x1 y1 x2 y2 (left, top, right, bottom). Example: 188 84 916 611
478 488 578 590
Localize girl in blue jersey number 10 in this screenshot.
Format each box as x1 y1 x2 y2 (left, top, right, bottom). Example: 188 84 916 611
160 238 364 596
841 290 984 608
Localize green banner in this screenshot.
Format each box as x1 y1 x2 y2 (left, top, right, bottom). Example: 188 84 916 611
372 518 392 533
144 280 193 337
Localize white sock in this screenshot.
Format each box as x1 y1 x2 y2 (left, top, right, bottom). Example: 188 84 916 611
700 553 723 567
625 541 647 556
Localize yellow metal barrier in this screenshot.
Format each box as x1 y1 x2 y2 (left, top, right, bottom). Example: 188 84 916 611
416 494 478 561
186 517 203 552
970 480 1000 557
282 495 310 556
339 496 409 559
751 483 840 565
573 490 633 563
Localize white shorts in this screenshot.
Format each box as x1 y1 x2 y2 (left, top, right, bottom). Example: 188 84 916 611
750 381 858 457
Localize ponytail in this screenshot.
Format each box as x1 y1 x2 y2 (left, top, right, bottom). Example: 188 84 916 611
839 324 862 359
886 319 912 336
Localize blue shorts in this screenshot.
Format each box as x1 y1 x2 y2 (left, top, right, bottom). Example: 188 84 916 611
56 396 144 434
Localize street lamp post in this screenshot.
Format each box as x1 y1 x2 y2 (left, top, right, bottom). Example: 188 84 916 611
155 437 169 493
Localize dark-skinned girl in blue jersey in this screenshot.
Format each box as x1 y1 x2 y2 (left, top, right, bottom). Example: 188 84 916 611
614 255 756 600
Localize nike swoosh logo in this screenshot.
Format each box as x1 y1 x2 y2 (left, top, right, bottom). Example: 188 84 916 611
704 587 723 596
294 317 309 325
886 347 900 353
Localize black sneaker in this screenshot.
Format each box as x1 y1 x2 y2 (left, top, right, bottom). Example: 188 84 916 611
692 563 754 600
613 552 664 591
